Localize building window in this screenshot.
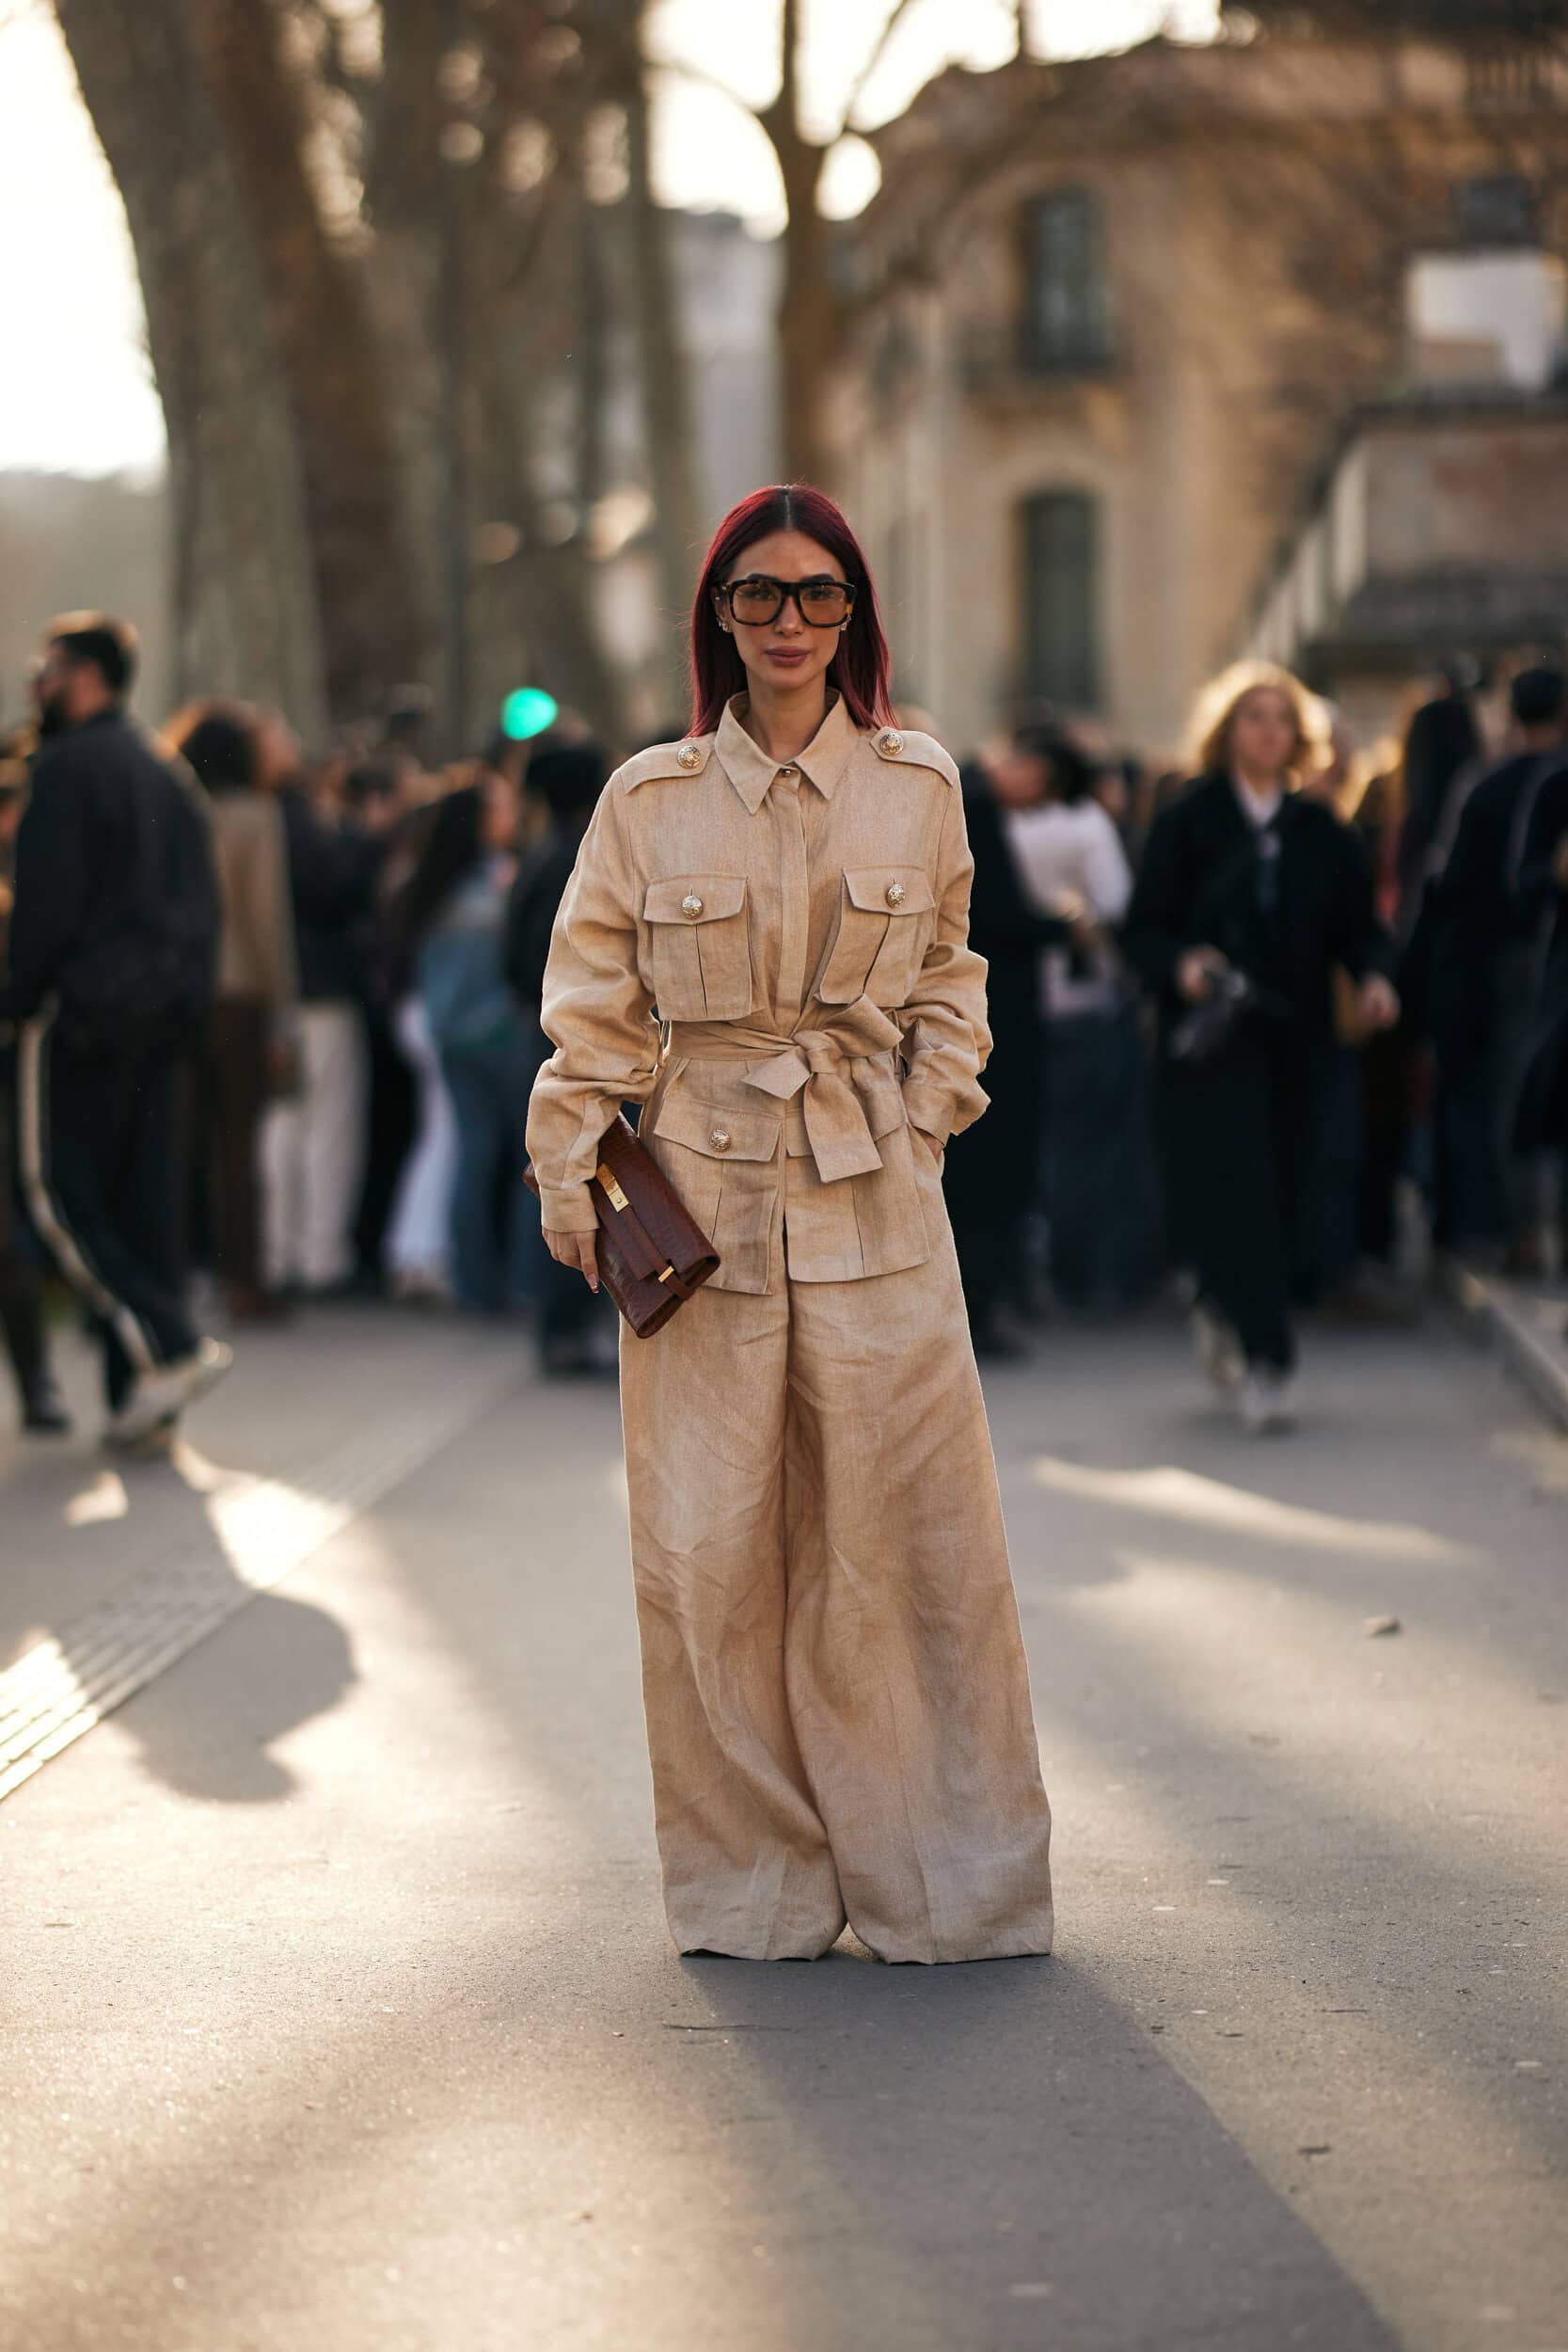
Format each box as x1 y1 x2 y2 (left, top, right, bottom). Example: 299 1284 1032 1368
1021 490 1101 711
1022 187 1111 373
1456 173 1539 246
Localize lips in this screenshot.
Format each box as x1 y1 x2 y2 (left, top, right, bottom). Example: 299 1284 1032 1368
766 647 808 665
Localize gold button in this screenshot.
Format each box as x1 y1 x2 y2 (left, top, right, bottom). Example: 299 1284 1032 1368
681 893 704 919
709 1127 732 1152
778 764 798 778
878 729 905 755
885 882 907 908
676 742 702 770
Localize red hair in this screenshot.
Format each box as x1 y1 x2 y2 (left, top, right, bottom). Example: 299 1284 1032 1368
688 485 895 738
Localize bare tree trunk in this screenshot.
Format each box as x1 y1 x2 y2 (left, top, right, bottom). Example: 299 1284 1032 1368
53 0 326 733
195 0 427 723
761 0 840 487
471 298 628 734
615 2 707 702
359 0 462 739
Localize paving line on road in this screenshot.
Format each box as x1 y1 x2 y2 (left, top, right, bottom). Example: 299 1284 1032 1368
0 1355 527 1804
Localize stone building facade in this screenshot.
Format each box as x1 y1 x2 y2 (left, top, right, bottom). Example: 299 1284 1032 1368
833 30 1568 760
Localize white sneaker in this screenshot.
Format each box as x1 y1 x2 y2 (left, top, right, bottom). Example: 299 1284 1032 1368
1191 1302 1244 1395
106 1337 234 1446
1240 1367 1297 1435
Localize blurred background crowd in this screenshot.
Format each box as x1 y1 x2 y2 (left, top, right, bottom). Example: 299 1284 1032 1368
2 615 1566 1437
2 0 1568 1437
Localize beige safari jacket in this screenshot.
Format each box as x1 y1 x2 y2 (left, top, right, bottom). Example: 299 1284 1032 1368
527 692 992 1294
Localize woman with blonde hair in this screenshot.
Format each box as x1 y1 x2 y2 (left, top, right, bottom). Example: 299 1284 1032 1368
1123 661 1399 1430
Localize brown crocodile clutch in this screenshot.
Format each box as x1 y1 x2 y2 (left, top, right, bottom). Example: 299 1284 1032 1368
524 1113 721 1339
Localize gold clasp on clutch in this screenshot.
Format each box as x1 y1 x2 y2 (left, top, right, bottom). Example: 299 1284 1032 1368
596 1163 629 1213
657 1266 675 1284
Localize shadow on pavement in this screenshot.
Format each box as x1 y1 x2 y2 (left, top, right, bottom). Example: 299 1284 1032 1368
673 1945 1402 2350
3 1429 357 1806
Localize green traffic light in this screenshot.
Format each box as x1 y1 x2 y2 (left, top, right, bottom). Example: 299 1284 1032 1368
500 687 560 741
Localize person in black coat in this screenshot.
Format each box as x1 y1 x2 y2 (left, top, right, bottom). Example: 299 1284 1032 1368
1512 754 1568 1268
941 746 1066 1358
1123 664 1398 1432
0 751 68 1433
8 613 227 1442
504 740 617 1375
1429 665 1568 1268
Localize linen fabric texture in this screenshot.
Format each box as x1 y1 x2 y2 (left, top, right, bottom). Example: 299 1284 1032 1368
527 694 1053 1963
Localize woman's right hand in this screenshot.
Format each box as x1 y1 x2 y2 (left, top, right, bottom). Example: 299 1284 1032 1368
1176 946 1230 1004
544 1229 600 1292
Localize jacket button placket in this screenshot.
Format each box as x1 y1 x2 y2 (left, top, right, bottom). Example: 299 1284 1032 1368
770 764 810 1026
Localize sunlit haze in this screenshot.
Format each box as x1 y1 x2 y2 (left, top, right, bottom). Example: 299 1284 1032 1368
0 0 1217 475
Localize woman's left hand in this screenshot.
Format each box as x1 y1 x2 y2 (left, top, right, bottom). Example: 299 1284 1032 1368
1357 973 1401 1033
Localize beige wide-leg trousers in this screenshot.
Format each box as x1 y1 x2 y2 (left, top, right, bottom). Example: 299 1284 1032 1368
618 1168 1053 1964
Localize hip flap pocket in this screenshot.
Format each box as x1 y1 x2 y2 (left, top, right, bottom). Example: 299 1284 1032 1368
642 876 754 1022
649 1089 780 1295
815 866 936 1007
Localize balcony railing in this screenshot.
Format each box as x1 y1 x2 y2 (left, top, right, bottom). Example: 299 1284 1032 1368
958 321 1117 400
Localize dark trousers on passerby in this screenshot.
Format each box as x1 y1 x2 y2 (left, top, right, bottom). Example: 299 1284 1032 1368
0 1063 53 1412
1042 1005 1163 1311
17 1013 197 1410
1157 1028 1322 1375
199 998 270 1299
440 1033 533 1312
354 1003 418 1293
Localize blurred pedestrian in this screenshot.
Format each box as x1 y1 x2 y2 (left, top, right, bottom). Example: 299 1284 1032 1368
258 714 391 1297
1006 730 1162 1311
165 701 299 1324
0 740 69 1433
1513 761 1568 1260
1124 661 1398 1432
342 758 421 1296
1394 674 1485 944
392 762 531 1312
504 740 617 1374
942 735 1059 1357
1430 664 1568 1270
8 613 229 1442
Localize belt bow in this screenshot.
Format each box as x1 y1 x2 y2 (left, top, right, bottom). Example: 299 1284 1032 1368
671 999 904 1186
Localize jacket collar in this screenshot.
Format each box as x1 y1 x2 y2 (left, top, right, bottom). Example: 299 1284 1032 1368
715 692 858 815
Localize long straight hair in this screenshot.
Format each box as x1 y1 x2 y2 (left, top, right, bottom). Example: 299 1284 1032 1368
688 485 895 738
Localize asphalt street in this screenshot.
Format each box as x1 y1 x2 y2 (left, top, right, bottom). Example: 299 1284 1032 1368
2 1305 1565 2352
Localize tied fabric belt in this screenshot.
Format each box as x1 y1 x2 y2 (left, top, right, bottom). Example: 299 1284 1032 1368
667 999 904 1185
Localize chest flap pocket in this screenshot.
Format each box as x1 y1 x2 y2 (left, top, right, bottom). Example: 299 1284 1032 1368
642 875 755 1022
815 866 937 1008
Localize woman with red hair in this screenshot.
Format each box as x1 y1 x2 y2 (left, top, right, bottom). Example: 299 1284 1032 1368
528 485 1053 1963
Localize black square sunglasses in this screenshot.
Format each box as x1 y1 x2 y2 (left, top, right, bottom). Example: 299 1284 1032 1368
717 575 856 628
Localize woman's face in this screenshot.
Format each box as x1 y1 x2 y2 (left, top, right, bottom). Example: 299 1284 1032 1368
717 529 849 703
1228 688 1297 782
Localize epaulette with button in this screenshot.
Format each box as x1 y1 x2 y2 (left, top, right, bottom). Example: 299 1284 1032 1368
871 726 960 791
616 735 714 792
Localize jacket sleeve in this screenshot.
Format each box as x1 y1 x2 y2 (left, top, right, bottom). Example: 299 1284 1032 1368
8 755 90 1018
1121 797 1193 1003
1324 813 1394 982
230 799 299 1011
526 785 660 1232
285 794 385 919
1516 769 1568 913
897 787 993 1144
1084 804 1134 923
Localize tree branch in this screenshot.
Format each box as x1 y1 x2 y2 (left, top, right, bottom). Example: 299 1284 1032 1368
837 0 926 136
